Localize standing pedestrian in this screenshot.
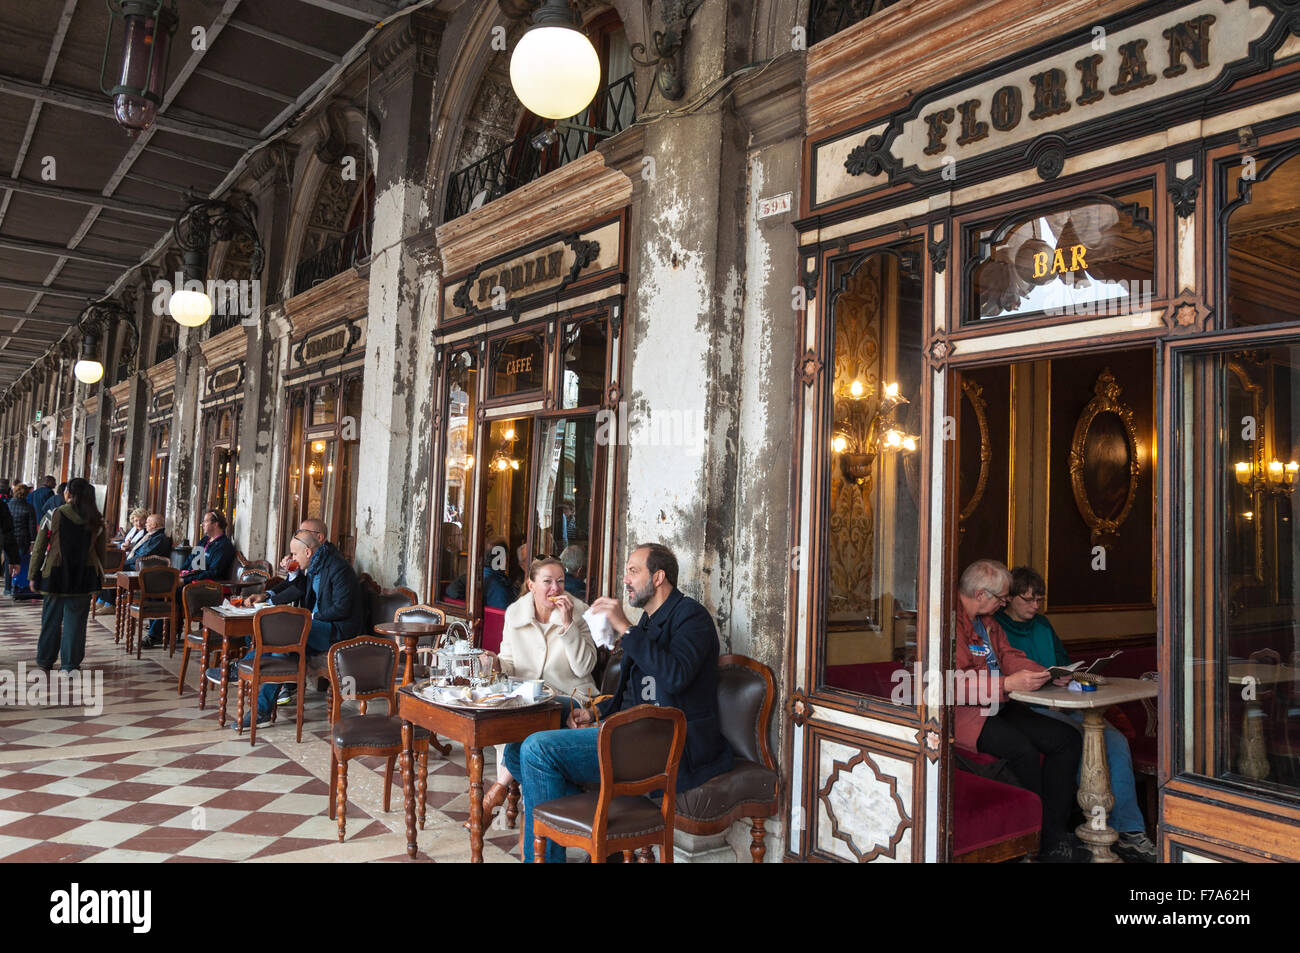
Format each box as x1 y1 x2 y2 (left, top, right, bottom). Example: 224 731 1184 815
6 484 38 599
30 477 107 673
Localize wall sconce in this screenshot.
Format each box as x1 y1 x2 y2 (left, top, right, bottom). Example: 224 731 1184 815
1236 458 1298 495
100 0 178 135
73 298 139 386
630 0 707 101
1234 461 1252 486
171 198 264 329
831 379 919 486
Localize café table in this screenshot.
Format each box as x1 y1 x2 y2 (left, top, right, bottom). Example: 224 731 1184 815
373 620 449 686
202 606 257 727
398 685 565 862
1227 661 1299 780
1009 676 1158 863
113 571 141 649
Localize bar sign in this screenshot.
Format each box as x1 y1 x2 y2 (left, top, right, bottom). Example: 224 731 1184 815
758 192 792 220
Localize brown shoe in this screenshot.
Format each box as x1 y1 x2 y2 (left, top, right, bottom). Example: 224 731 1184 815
464 781 510 830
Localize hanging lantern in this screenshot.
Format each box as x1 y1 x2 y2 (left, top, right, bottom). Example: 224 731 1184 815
510 0 601 121
100 1 179 135
74 334 105 385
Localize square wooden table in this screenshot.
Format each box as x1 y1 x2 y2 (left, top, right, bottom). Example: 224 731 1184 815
201 606 256 727
1010 676 1158 863
397 686 565 862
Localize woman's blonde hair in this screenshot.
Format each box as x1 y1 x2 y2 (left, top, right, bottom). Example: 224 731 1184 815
528 557 565 581
129 507 148 523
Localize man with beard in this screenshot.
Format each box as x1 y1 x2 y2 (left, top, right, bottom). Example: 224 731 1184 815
506 542 733 862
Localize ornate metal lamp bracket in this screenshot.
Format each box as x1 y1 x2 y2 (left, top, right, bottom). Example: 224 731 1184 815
174 197 265 280
629 0 706 102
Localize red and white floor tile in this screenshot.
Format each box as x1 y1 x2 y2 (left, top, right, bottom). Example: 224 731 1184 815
0 597 524 862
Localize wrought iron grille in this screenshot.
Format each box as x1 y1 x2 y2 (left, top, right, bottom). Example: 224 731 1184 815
154 335 178 364
292 221 370 298
808 0 904 46
209 308 245 337
444 72 637 222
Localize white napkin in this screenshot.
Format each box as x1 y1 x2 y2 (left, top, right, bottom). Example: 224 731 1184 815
583 608 616 649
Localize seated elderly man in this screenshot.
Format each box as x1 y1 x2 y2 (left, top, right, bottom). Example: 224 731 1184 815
124 514 171 571
954 558 1087 863
506 542 733 862
228 528 362 729
143 509 235 649
994 565 1156 863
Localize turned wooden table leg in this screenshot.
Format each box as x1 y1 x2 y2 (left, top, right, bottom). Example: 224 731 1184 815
468 745 485 863
218 634 232 727
417 749 428 830
506 780 520 829
1239 702 1271 780
750 817 767 863
1076 708 1119 863
403 720 417 858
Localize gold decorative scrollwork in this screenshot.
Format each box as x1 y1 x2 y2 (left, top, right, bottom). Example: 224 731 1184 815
1068 368 1140 547
957 379 991 538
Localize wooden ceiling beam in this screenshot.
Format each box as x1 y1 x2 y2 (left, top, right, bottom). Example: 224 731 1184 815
0 174 177 221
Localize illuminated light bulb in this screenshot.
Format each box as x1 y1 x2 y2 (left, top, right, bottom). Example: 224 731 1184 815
884 382 899 400
1235 462 1252 486
509 7 601 121
831 434 848 454
326 465 334 474
1269 460 1284 484
464 455 474 469
902 436 917 453
1287 462 1299 485
503 427 516 441
883 429 902 448
1244 511 1254 521
496 458 509 471
74 360 104 384
510 460 520 470
848 379 865 398
312 440 325 453
168 287 211 328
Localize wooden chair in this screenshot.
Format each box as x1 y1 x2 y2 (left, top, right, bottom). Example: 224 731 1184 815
532 705 686 863
326 636 432 841
390 604 452 757
127 566 180 658
176 581 224 703
236 605 312 746
675 654 780 862
91 548 125 619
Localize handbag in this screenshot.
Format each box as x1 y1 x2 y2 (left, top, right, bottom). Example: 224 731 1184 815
954 749 1027 790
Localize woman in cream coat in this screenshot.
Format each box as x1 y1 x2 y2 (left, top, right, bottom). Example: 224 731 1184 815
480 556 598 824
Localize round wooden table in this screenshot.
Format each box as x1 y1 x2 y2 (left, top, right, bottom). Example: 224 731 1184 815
373 620 450 686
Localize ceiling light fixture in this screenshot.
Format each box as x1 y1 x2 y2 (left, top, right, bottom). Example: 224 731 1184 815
510 0 602 121
100 0 179 135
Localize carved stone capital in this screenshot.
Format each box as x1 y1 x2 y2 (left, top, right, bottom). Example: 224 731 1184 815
372 9 446 79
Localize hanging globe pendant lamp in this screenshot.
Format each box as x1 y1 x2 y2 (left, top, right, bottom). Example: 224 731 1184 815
509 0 601 120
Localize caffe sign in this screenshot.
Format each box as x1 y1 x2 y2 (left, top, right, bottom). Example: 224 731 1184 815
831 0 1274 187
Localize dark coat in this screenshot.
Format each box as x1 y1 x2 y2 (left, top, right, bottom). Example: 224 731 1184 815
30 504 108 596
272 543 362 643
596 588 733 791
445 564 513 609
28 486 53 516
124 529 172 571
5 498 37 551
0 501 19 565
184 534 236 582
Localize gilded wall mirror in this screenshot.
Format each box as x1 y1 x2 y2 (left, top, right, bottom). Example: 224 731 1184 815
1068 367 1140 547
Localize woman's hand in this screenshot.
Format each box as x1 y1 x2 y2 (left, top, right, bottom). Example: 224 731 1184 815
1003 669 1052 692
551 593 574 628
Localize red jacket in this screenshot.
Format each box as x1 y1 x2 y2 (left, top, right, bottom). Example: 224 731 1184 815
952 606 1046 751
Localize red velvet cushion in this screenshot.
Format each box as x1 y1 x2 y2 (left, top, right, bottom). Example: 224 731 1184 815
952 769 1041 856
1105 705 1137 740
1129 734 1157 775
823 662 908 699
482 607 505 655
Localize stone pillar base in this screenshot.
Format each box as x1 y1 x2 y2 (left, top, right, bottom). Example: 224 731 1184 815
673 828 738 863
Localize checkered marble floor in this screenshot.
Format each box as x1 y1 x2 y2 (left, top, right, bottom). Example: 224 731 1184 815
0 596 526 862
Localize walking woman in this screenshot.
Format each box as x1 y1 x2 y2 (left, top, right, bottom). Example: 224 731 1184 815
30 478 107 673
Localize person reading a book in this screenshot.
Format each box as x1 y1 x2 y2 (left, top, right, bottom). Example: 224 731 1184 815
994 565 1155 863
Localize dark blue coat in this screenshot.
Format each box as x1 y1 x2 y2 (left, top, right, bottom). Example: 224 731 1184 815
596 588 733 791
185 534 236 582
124 529 172 570
298 543 362 643
28 487 53 517
446 564 514 609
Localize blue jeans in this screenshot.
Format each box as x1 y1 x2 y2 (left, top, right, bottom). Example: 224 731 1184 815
1030 705 1145 834
242 620 334 715
36 594 91 671
504 719 600 863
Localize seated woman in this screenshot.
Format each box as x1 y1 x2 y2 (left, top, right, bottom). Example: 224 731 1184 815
995 566 1156 863
120 508 148 553
478 556 597 826
954 559 1088 863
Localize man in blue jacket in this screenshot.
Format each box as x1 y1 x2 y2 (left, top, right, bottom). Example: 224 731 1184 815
123 513 172 571
144 510 235 648
235 529 362 728
507 542 733 862
28 476 55 517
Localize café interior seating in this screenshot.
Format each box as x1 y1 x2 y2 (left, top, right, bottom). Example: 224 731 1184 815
327 636 432 840
236 605 312 745
358 573 418 636
175 581 224 703
532 704 686 863
127 565 180 658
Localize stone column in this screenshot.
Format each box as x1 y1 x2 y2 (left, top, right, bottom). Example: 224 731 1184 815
237 144 298 557
120 282 152 520
354 11 444 587
167 327 202 542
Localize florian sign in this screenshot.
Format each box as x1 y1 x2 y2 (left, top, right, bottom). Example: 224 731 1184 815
290 319 364 373
816 0 1282 205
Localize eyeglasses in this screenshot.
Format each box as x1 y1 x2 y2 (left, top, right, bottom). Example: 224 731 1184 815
1015 593 1043 604
981 587 1010 602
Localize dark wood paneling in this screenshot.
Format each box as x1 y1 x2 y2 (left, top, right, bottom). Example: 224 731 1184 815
957 366 1010 569
1048 348 1154 607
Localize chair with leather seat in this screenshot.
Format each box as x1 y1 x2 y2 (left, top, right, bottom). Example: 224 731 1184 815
235 605 312 746
392 603 447 679
366 584 418 636
175 581 224 703
327 636 432 841
532 704 686 863
126 566 180 658
674 654 780 862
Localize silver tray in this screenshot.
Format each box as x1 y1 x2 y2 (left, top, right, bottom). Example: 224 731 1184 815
412 679 556 710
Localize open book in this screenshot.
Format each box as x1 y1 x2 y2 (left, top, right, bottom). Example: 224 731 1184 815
1047 650 1121 680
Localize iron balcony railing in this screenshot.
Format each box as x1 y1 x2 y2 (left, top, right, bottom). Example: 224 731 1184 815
808 0 905 46
445 72 637 223
209 307 246 337
292 221 370 298
154 335 178 364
